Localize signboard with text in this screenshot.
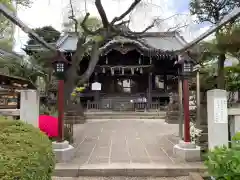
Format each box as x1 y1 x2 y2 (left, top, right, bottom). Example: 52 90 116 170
213 97 228 123
91 82 101 91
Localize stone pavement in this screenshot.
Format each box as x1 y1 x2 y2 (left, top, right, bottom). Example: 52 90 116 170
71 119 180 165
52 176 189 180
54 119 204 177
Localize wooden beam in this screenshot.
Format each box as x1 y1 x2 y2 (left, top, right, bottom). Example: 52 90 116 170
179 7 240 52
0 4 56 52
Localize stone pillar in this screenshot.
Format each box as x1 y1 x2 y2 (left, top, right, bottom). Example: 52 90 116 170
228 108 240 138
207 89 228 149
20 90 39 127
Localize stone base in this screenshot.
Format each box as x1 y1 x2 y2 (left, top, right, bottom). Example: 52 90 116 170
52 141 75 163
173 141 201 162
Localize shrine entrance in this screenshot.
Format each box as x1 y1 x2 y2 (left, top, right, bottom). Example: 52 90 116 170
76 35 179 112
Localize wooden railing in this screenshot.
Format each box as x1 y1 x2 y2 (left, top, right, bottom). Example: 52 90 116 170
86 101 100 111
86 101 165 111
149 102 164 111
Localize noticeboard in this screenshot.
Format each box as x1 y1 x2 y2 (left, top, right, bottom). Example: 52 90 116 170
91 82 101 91
0 91 19 109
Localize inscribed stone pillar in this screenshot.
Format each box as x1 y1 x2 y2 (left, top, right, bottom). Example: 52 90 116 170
207 89 228 149
20 90 39 127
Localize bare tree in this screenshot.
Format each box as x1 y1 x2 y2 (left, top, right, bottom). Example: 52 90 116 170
64 0 157 114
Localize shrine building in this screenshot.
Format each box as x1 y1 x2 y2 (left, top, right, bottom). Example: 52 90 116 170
25 31 188 111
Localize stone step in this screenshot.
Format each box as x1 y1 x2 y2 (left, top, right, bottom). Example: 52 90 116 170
52 176 189 180
54 163 205 177
85 112 166 115
85 112 166 119
86 116 166 119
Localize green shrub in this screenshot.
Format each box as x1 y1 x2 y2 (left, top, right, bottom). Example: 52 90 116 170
205 145 240 180
0 117 55 180
232 132 240 150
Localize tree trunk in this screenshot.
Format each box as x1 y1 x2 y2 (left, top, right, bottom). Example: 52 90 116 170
64 38 85 115
217 53 226 89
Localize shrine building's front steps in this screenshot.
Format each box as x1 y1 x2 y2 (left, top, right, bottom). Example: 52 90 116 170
84 111 166 120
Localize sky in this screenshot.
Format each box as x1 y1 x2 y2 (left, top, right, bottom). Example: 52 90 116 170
13 0 212 53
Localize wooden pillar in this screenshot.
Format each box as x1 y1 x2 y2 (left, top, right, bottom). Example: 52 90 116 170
196 69 201 126
163 74 167 92
152 74 155 90
147 73 152 109
94 72 100 102
178 75 183 139
183 79 191 142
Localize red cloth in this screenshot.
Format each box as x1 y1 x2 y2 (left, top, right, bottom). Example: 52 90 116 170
38 115 58 137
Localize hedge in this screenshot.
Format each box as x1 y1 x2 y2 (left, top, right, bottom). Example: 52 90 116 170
0 117 55 180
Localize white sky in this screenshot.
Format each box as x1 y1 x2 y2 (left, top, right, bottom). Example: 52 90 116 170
13 0 211 53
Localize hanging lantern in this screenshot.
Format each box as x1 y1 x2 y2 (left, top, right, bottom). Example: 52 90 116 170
111 67 114 75
177 55 194 78
52 51 71 80
102 67 105 73
122 67 124 75
106 57 108 64
131 68 134 75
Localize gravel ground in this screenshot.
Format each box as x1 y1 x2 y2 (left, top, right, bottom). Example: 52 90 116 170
52 177 189 180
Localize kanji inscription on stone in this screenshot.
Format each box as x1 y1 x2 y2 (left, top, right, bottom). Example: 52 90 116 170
213 97 228 123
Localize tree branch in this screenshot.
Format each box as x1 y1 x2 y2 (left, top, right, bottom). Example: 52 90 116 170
111 0 141 25
80 13 101 35
95 0 109 28
0 4 56 52
78 42 100 84
167 23 189 32
115 20 130 27
112 20 156 39
68 0 78 33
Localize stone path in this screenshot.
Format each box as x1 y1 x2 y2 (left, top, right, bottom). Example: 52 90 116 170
70 119 183 165
55 119 204 178
52 176 189 180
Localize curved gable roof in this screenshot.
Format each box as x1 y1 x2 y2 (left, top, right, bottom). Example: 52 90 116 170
25 31 188 53
55 31 187 52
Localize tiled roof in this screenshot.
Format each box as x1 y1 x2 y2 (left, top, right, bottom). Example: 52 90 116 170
24 31 188 54
55 31 187 52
